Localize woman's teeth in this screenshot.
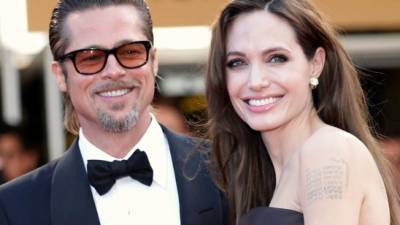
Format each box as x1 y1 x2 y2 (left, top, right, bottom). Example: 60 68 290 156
248 97 279 106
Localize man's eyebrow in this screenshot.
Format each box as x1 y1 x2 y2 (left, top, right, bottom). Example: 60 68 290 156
72 39 142 51
113 39 147 48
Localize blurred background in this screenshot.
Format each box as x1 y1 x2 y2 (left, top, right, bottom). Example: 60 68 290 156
0 0 399 184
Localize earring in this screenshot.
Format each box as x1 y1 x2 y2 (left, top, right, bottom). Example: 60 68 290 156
310 77 319 89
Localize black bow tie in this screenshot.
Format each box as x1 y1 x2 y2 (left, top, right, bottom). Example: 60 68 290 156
87 149 153 195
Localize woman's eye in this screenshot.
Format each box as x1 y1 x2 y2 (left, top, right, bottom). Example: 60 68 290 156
226 59 246 69
269 55 288 63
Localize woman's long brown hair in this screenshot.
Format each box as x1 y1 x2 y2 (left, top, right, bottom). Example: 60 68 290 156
206 0 400 224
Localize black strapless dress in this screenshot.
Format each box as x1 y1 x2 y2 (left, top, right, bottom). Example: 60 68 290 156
237 207 304 225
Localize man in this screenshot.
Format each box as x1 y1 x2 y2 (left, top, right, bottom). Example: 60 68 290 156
0 1 226 225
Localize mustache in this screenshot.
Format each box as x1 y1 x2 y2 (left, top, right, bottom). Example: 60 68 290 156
91 80 140 93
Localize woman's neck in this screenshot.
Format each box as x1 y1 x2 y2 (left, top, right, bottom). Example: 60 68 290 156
261 108 324 179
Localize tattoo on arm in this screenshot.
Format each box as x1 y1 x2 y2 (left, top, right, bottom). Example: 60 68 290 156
305 158 348 205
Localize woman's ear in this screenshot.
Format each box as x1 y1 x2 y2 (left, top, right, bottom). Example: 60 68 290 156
310 47 326 79
52 62 67 92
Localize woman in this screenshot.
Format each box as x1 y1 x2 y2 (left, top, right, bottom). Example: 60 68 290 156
206 0 400 224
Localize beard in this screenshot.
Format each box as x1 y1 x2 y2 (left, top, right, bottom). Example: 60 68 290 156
97 103 139 133
90 80 142 133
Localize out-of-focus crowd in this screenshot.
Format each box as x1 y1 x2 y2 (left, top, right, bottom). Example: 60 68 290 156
0 124 43 184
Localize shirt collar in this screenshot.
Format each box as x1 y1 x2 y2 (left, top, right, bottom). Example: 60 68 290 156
79 114 168 188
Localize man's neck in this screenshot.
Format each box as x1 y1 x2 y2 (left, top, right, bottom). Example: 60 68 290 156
80 113 152 159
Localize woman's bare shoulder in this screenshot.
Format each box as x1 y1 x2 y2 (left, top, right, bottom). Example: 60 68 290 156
297 127 390 225
300 125 372 162
298 125 384 198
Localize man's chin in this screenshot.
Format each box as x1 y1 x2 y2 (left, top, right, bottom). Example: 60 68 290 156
97 110 139 133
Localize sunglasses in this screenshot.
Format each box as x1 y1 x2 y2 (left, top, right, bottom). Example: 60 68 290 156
56 41 152 75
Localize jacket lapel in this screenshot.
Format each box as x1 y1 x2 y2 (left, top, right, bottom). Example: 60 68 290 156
163 127 224 225
50 140 101 225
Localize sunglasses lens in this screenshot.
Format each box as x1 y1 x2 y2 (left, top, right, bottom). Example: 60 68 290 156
116 43 148 68
75 50 106 74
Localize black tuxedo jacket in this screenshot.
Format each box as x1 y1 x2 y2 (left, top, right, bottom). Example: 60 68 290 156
0 127 227 225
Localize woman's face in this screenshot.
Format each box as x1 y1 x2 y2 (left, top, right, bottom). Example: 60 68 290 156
225 10 324 133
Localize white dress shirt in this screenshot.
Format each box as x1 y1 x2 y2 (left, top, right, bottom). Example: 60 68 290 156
79 116 181 225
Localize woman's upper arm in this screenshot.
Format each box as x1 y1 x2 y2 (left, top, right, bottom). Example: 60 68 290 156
298 133 383 225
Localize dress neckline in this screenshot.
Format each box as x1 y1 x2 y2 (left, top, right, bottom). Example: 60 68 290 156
246 206 303 215
238 206 304 225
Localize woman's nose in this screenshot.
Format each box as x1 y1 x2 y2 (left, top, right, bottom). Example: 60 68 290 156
248 64 270 91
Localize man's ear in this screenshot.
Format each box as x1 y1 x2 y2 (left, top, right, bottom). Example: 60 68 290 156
51 62 67 92
150 48 159 77
310 47 326 79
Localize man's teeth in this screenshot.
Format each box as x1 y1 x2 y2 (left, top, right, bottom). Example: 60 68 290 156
99 89 129 97
248 97 279 106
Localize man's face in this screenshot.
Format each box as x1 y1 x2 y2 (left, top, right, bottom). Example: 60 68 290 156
52 5 158 136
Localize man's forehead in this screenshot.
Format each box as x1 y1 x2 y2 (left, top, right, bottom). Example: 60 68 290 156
63 5 146 50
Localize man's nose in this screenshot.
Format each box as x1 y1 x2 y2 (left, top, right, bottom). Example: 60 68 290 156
100 54 126 79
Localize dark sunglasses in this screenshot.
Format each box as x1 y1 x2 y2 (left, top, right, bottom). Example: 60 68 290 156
56 40 152 75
